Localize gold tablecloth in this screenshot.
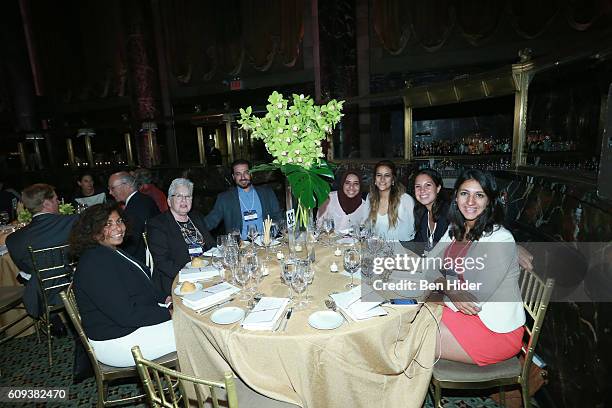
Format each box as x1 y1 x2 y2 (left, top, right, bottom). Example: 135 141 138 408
0 252 36 337
173 243 441 408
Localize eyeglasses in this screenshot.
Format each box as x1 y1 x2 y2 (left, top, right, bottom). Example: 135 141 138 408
171 194 193 201
109 182 126 191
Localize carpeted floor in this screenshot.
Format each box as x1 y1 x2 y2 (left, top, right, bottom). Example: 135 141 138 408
0 333 503 407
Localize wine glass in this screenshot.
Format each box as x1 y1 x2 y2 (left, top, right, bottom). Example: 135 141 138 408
235 260 252 302
323 218 334 246
247 224 259 246
242 251 260 295
300 259 314 303
291 263 309 309
344 247 362 288
223 245 239 284
280 257 297 301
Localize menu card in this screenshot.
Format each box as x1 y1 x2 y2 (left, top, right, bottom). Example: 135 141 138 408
241 297 290 331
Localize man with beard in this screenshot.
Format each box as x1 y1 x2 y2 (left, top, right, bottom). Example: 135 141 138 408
205 159 282 239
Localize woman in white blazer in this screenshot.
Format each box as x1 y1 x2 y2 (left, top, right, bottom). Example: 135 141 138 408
424 169 525 366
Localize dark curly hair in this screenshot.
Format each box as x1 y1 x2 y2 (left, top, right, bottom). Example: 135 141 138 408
69 202 127 256
448 168 505 241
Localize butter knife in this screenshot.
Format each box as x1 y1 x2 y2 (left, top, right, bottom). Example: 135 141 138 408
281 308 293 332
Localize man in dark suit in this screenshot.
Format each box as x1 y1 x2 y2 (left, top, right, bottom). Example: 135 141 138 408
6 184 78 317
108 172 159 263
205 159 283 239
147 178 215 294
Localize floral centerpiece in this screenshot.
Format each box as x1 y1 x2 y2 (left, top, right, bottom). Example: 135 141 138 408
17 202 75 224
238 91 344 228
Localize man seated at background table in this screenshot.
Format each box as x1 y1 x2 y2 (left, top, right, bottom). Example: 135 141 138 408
205 159 283 239
6 183 78 318
108 171 160 263
147 178 215 295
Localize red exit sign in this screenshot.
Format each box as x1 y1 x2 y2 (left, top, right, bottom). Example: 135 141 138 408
230 80 242 90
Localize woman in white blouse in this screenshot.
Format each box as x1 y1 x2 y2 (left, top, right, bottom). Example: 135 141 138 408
316 170 368 231
365 160 415 241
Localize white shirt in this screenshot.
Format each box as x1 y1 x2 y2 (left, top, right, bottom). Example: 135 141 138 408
365 193 415 241
125 191 137 206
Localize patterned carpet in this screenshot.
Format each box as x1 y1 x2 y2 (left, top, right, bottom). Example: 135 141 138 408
0 333 503 407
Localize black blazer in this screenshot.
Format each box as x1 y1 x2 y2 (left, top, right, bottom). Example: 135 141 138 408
121 191 160 264
147 210 215 295
204 185 283 233
409 201 450 253
74 244 170 341
6 213 78 317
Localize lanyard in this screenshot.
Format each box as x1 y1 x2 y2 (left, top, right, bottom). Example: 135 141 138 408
238 188 256 212
116 249 150 280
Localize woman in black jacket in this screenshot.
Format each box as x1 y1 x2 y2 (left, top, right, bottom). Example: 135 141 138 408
146 178 215 295
411 168 450 254
70 202 175 367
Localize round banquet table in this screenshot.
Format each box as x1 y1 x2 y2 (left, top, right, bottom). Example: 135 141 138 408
172 242 441 408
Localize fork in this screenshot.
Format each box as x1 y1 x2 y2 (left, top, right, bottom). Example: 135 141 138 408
324 299 351 323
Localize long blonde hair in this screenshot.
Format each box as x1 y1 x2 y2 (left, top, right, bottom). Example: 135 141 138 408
368 160 405 228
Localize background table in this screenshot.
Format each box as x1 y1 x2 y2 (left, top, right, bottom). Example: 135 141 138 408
173 243 441 408
0 251 36 337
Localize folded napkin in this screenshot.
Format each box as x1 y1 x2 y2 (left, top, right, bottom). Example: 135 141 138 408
336 237 357 245
241 297 290 331
0 245 7 256
181 282 240 310
179 266 221 282
330 287 387 321
203 246 222 257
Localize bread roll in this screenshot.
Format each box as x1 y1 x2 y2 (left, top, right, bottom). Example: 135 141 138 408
191 257 205 267
181 281 197 293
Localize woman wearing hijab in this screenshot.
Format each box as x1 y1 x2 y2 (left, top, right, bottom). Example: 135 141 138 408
316 170 368 232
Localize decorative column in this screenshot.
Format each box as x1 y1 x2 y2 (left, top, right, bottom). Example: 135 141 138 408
66 138 76 168
17 142 27 170
123 1 160 167
124 132 135 166
511 59 535 168
196 126 206 166
77 128 96 167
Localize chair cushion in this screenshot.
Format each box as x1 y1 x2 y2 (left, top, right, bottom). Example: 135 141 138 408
433 357 521 382
100 351 178 377
0 286 25 310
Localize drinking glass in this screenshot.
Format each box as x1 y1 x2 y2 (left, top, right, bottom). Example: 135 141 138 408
344 247 362 288
323 218 334 246
280 257 297 301
247 224 258 246
223 246 239 284
242 251 260 294
291 264 309 309
235 260 252 302
301 259 314 303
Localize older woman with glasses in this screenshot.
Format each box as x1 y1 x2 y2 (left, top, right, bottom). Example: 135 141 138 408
147 178 215 295
70 202 174 368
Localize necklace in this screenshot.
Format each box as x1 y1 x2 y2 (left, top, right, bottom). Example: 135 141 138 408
175 217 204 246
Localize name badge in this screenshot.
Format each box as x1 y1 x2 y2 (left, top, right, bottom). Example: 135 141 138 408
243 210 258 221
188 244 203 256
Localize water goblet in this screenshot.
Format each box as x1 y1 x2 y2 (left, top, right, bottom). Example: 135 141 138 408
291 264 309 309
280 257 297 301
235 261 252 302
247 224 259 246
344 247 362 289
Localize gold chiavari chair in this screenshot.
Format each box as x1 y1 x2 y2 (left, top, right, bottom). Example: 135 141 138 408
430 268 555 408
28 243 75 366
131 345 238 408
60 290 177 407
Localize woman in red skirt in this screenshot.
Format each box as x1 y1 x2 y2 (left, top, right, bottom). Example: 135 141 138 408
425 169 525 366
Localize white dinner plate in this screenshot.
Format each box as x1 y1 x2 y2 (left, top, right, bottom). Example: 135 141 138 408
211 306 245 325
308 311 344 330
185 259 210 269
174 282 203 296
